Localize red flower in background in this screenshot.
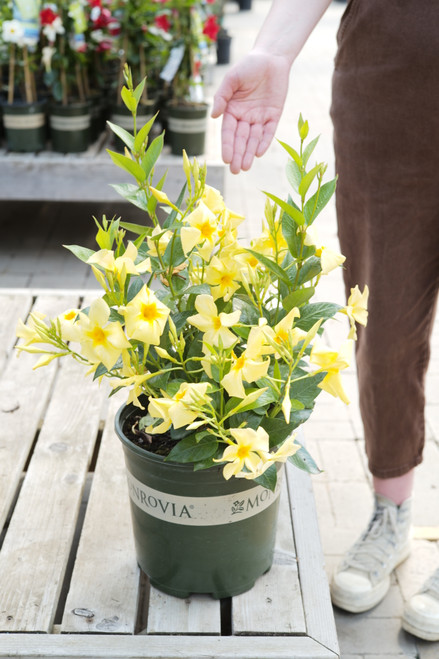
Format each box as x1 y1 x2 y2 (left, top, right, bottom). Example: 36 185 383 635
40 7 58 25
154 13 171 31
202 15 219 41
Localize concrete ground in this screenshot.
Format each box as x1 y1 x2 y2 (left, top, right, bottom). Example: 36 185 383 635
1 2 439 657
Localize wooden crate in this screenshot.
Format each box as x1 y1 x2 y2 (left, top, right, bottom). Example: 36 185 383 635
0 290 339 659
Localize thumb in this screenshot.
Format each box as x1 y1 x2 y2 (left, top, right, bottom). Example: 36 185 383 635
211 75 235 118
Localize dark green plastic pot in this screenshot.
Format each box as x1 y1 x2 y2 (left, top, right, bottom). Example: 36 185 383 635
110 100 155 152
167 103 208 156
115 402 282 599
49 101 91 153
2 101 47 152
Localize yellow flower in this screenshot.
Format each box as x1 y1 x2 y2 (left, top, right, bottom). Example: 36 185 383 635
57 308 81 342
76 298 131 370
187 294 240 349
88 241 151 287
147 383 211 433
342 284 369 340
201 184 226 214
147 225 172 257
149 187 179 212
122 285 170 345
221 329 270 398
268 434 300 464
304 226 346 275
251 221 288 263
204 256 242 302
260 307 301 357
16 311 48 346
218 427 271 480
147 397 174 434
180 201 218 258
113 372 151 408
310 340 352 404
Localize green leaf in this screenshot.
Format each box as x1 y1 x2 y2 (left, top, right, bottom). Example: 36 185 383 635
119 220 149 235
304 177 337 225
106 150 146 182
245 249 290 285
109 308 125 323
121 86 136 113
63 244 95 263
298 164 322 198
134 112 159 153
302 135 320 167
163 234 185 269
106 120 135 151
93 362 108 380
295 302 342 331
133 78 146 104
286 160 302 193
141 132 164 179
163 183 187 229
277 139 302 167
184 284 211 295
263 191 305 227
254 464 277 492
289 443 322 474
110 184 148 212
289 373 326 407
166 434 218 463
282 286 315 311
260 417 297 445
127 277 144 302
297 257 322 285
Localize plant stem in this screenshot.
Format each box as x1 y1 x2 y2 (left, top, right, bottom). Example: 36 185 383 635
22 46 34 104
8 44 15 104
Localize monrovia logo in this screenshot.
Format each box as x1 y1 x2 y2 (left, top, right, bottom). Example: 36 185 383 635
126 471 282 527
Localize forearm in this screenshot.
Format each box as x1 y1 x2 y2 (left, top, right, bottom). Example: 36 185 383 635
253 0 333 64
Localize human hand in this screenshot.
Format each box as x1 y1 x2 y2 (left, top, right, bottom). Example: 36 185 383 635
211 51 290 174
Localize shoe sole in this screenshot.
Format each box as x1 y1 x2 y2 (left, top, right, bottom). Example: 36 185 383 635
331 544 411 614
401 617 439 642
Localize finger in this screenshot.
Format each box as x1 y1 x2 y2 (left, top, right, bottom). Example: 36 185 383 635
256 120 278 158
241 123 263 171
221 112 238 164
230 120 250 174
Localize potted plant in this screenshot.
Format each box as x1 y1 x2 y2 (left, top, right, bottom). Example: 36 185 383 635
1 2 47 152
16 71 368 599
41 0 92 152
160 0 216 155
108 0 169 151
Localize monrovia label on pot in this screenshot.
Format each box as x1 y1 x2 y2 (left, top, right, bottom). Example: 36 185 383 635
126 471 282 526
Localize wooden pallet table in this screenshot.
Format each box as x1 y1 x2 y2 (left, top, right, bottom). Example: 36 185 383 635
0 290 339 659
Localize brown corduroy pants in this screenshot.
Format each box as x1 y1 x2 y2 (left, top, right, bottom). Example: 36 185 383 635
331 0 439 478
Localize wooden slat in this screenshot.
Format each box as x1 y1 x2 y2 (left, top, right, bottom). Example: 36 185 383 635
0 294 79 531
61 394 140 634
0 293 32 372
286 463 340 656
0 354 106 632
0 633 339 658
231 475 306 634
146 589 221 635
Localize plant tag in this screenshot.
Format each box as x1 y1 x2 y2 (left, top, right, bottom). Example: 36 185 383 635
160 44 185 82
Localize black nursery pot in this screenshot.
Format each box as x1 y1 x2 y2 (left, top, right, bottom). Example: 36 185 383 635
2 101 47 152
49 101 92 153
115 401 283 599
166 103 208 156
216 31 232 65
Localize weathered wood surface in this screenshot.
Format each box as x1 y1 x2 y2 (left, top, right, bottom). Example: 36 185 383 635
0 290 339 658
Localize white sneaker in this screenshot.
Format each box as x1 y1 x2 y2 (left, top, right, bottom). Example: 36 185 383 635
330 494 412 613
402 567 439 641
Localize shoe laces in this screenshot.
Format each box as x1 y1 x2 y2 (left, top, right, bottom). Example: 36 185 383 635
343 503 400 576
423 567 439 598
